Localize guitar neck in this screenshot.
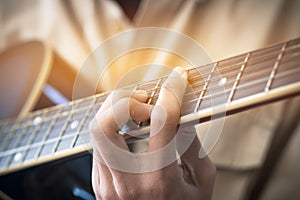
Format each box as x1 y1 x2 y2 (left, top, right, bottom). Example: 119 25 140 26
1 38 300 175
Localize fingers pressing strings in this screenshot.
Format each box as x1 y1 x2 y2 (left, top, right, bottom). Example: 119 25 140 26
89 67 217 199
149 67 187 151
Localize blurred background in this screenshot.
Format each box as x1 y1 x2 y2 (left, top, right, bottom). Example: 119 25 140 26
0 0 300 199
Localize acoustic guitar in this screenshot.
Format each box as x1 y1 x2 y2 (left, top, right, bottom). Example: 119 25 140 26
0 38 299 199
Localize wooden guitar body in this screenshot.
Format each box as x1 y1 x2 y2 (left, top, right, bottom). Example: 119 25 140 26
0 41 94 199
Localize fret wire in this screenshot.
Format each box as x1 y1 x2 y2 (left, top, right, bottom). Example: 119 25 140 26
4 100 94 133
192 46 280 82
0 132 14 153
147 78 163 105
0 91 105 132
0 38 299 170
137 78 164 127
146 57 295 106
0 132 78 157
188 64 219 82
34 108 64 159
181 62 300 106
1 69 298 157
70 96 96 149
152 52 299 107
0 127 35 156
185 46 299 98
0 118 23 141
5 127 28 166
227 53 252 103
26 109 61 162
234 65 300 100
1 131 15 154
180 70 298 108
3 41 294 133
187 46 283 87
16 117 45 163
270 64 300 89
0 118 30 154
187 69 245 98
193 62 218 112
1 38 299 131
265 42 288 92
52 114 73 154
0 58 284 132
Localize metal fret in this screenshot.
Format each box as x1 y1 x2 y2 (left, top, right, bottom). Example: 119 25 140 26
0 119 32 169
21 110 56 162
52 107 80 153
194 63 218 112
35 109 63 158
71 96 96 148
227 53 251 103
0 129 11 152
2 119 37 166
265 42 288 92
55 135 74 152
147 78 163 105
129 78 163 129
1 38 300 175
0 121 22 153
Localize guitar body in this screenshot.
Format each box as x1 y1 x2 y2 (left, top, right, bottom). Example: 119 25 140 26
0 41 52 120
0 41 95 199
0 41 93 120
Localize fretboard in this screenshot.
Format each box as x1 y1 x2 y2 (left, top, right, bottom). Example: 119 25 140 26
1 38 300 175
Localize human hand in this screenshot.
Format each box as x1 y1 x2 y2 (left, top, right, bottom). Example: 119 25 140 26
89 67 216 199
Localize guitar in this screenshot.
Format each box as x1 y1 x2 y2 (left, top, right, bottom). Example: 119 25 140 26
0 38 299 178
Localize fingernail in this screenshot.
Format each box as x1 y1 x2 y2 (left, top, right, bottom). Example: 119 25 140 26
135 90 148 96
173 66 187 79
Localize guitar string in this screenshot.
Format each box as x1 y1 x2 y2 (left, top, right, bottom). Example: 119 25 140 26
0 40 297 136
186 66 300 106
1 67 300 162
187 43 299 88
166 55 300 105
0 42 282 128
150 51 300 104
184 54 299 103
3 61 300 163
2 57 299 158
2 61 299 159
0 39 298 168
149 65 300 110
0 42 296 145
0 38 299 130
0 39 299 138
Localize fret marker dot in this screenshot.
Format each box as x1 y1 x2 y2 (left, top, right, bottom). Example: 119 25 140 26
218 77 227 86
13 152 23 162
33 116 42 125
71 121 79 129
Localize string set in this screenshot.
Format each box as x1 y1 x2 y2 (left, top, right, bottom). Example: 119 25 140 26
1 38 299 138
